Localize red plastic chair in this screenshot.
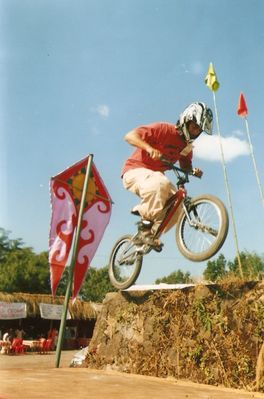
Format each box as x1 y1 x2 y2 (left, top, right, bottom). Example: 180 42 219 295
43 338 53 354
10 338 25 354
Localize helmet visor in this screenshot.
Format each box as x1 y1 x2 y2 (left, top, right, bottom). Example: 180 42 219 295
202 108 213 135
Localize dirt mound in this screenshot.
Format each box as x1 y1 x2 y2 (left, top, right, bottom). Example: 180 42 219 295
85 280 264 392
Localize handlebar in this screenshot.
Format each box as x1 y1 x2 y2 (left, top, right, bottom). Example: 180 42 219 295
160 156 199 188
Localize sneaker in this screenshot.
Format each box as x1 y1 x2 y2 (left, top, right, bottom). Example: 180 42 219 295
139 230 163 252
146 236 163 252
153 242 163 253
137 219 153 232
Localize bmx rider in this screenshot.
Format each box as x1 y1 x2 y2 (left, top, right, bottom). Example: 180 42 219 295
121 102 213 250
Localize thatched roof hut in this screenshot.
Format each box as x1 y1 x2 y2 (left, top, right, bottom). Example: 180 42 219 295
0 292 101 320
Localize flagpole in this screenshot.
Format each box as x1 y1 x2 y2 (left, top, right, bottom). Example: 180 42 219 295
244 118 264 207
212 93 243 278
55 153 94 368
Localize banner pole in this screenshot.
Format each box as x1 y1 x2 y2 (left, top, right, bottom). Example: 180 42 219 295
213 93 243 278
244 118 264 207
55 154 94 368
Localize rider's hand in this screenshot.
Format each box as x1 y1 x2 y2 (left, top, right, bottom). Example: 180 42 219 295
192 167 203 178
146 146 162 160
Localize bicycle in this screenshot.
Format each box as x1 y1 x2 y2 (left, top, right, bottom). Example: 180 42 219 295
108 160 229 290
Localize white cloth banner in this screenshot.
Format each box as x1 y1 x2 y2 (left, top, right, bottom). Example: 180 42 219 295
39 303 71 320
0 302 27 319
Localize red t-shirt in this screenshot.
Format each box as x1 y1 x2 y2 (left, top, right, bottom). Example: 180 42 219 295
121 122 193 177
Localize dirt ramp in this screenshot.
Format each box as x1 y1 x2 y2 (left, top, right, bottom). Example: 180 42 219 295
85 281 264 392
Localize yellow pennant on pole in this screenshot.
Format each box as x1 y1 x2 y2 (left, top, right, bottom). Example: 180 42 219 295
205 62 220 92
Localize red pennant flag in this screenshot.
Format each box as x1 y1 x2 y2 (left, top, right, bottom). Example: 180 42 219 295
49 156 112 298
237 92 248 117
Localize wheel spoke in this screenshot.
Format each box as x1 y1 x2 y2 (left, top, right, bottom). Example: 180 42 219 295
177 195 228 261
109 235 143 289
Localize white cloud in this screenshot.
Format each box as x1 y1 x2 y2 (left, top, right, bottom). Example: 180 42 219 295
90 104 110 118
181 61 203 75
193 134 250 162
190 61 203 75
232 129 244 137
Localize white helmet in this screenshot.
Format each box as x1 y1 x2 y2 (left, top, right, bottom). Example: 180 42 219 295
178 102 213 142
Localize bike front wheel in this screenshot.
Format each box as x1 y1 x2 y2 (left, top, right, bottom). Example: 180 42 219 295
108 234 143 290
176 194 229 262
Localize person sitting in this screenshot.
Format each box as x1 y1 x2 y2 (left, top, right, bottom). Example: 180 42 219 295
1 330 12 354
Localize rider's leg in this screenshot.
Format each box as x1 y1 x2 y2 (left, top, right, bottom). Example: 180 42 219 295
122 168 176 233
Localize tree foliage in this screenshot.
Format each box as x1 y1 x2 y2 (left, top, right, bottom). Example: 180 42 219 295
0 228 51 293
0 228 116 301
155 269 193 284
80 266 117 302
203 253 227 282
203 251 264 282
1 228 264 300
228 251 264 280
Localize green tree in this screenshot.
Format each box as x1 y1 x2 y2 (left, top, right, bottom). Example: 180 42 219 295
228 251 264 280
0 246 51 293
0 228 51 293
80 266 117 302
0 228 116 300
155 269 193 284
0 228 24 261
203 253 227 282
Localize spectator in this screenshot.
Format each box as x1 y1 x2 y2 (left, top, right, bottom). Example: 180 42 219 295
48 327 58 350
15 328 25 339
3 330 10 342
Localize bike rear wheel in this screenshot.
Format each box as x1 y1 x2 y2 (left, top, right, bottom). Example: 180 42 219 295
176 194 229 262
108 234 143 290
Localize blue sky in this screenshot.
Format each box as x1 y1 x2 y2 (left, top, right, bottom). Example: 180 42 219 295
1 0 264 285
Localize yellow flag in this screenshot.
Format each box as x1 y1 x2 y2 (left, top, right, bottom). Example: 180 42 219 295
205 62 220 92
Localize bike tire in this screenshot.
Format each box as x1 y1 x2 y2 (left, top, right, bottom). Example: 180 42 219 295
176 194 229 262
108 234 143 290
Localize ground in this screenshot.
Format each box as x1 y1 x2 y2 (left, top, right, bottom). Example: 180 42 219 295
1 280 264 398
0 350 263 399
85 281 264 391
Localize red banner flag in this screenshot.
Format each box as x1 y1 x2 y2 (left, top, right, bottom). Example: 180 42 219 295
49 156 112 298
237 92 248 117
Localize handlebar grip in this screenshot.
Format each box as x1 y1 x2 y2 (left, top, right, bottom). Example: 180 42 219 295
191 169 202 179
160 156 171 164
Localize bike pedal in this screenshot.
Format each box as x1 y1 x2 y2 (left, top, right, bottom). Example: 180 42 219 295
153 243 163 253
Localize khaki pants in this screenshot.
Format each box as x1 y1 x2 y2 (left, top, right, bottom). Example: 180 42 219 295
123 168 179 233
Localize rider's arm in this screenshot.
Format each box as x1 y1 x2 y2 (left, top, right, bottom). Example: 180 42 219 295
124 129 162 160
179 153 203 177
179 154 193 173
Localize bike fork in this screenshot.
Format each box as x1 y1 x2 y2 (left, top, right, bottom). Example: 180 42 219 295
182 202 193 224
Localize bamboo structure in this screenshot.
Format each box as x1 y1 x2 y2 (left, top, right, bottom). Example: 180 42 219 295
0 291 100 320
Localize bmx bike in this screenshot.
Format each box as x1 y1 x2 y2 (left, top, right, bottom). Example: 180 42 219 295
108 160 229 290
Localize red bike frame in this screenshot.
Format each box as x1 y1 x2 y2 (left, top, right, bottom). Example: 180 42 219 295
154 186 186 238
